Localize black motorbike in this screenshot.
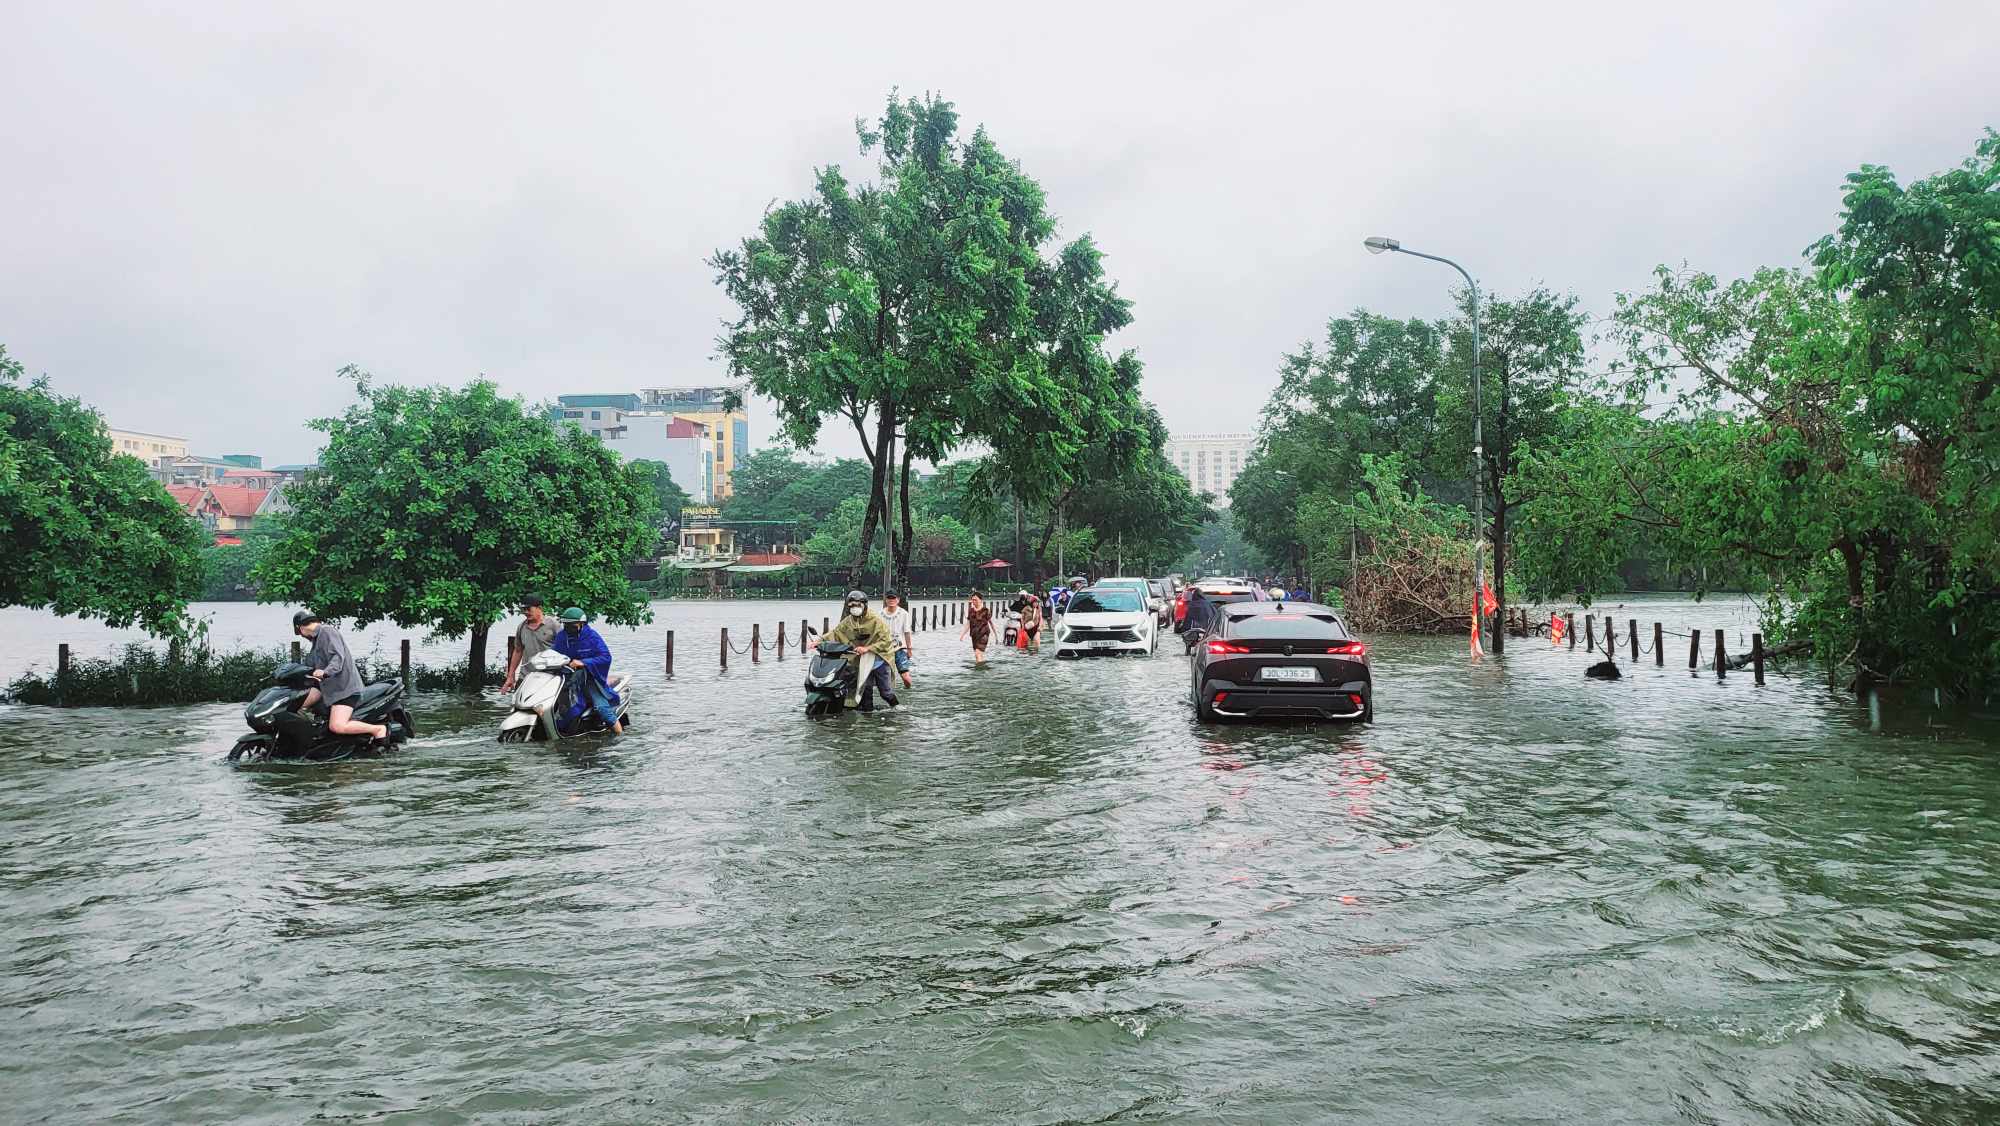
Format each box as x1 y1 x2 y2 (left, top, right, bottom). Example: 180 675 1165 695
228 661 414 763
804 641 858 717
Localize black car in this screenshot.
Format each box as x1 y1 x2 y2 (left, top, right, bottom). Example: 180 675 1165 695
1188 601 1372 722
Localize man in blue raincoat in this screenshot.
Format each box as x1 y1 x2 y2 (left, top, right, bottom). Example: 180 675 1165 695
551 606 623 735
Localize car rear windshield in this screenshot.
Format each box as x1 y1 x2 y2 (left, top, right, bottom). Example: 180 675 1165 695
1071 591 1142 613
1200 590 1262 605
1148 581 1164 596
1224 611 1348 639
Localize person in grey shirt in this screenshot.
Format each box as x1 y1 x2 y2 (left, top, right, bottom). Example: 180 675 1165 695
294 611 388 740
502 594 558 693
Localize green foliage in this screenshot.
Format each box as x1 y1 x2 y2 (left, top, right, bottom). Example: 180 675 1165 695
255 369 656 681
0 345 207 636
803 494 980 566
1512 130 2000 691
627 459 692 521
1176 515 1267 578
200 516 286 600
711 90 1144 578
5 641 499 706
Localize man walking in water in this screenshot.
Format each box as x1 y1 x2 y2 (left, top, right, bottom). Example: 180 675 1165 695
501 594 557 694
881 590 915 690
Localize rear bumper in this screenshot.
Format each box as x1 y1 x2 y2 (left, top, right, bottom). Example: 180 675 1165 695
1201 678 1370 720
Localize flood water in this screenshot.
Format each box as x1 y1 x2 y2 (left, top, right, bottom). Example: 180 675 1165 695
4 595 1998 1124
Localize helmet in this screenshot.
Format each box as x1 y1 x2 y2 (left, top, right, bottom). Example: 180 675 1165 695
559 606 588 622
844 590 868 606
291 609 320 634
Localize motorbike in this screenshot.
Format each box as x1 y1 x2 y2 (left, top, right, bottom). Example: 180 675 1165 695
228 661 413 763
804 641 890 716
498 649 633 742
1002 611 1020 648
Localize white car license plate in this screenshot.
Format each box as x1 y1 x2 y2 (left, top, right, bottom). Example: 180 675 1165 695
1088 640 1120 649
1260 666 1318 682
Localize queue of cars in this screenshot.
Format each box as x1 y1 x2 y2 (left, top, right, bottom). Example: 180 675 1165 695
1048 573 1375 726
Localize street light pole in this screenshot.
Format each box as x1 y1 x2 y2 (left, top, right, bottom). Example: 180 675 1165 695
1363 237 1486 652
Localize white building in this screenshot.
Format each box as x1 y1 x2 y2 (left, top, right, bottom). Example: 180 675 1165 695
1165 433 1255 506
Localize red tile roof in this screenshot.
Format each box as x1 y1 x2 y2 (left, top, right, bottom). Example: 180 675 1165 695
166 485 203 511
205 485 269 518
738 551 805 566
213 534 243 546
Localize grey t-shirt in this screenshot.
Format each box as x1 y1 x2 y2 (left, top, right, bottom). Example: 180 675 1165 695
516 617 557 660
306 623 363 704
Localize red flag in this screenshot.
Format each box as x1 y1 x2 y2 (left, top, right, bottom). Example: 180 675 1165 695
1480 583 1498 616
1550 614 1567 645
1469 593 1484 657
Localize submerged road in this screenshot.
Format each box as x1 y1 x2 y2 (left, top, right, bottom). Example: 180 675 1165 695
2 596 1997 1124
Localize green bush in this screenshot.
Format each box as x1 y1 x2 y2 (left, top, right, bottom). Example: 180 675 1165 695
5 643 500 706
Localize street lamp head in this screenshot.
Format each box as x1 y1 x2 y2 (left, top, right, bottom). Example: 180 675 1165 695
1363 236 1400 255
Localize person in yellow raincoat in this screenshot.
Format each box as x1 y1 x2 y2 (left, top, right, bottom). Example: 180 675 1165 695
824 590 900 710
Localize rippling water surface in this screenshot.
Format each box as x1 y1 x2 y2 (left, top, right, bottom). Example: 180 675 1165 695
4 596 1999 1124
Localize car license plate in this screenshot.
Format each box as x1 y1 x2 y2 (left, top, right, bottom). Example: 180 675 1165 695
1088 640 1119 649
1260 666 1318 682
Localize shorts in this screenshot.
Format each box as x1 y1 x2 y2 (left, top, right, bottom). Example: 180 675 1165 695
328 693 361 710
893 650 911 673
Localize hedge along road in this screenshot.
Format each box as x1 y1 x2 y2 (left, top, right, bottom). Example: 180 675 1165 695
2 594 1997 1124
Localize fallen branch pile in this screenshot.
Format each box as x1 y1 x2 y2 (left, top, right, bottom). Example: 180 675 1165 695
1341 525 1474 635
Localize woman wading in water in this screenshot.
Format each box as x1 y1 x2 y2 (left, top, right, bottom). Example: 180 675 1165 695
959 591 993 665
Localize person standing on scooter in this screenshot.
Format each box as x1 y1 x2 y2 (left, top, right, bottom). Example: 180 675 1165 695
293 611 390 742
501 594 556 694
824 590 899 710
552 607 623 735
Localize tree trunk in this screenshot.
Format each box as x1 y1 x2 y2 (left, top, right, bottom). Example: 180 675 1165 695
894 443 916 583
1490 499 1507 655
849 404 894 583
1837 536 1869 688
467 623 489 688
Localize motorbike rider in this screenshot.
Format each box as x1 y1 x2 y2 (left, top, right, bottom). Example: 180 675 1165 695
551 607 623 735
294 611 390 742
502 594 557 694
824 590 899 710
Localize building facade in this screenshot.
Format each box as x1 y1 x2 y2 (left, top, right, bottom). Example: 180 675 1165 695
637 387 748 501
106 428 190 464
1164 433 1255 506
554 388 745 502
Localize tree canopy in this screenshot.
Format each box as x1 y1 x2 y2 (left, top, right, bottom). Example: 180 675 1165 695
0 345 207 636
1511 130 2000 692
711 90 1148 582
255 369 657 683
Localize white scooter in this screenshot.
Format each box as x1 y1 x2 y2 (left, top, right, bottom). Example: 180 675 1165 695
498 649 633 742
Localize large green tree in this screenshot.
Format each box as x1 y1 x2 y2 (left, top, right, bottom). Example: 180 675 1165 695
712 91 1132 584
256 369 657 684
627 459 692 523
1512 129 2000 691
0 346 206 636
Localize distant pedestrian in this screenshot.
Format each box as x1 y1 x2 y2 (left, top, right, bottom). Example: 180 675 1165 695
960 591 993 665
882 590 915 690
1018 593 1044 653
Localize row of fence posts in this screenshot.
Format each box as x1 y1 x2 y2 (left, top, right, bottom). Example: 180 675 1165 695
700 601 968 675
42 636 421 709
1500 607 1765 685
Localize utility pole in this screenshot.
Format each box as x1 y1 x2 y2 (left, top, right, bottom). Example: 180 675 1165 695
1056 506 1065 581
1012 493 1025 587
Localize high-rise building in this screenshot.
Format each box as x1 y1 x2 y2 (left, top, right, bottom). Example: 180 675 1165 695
1164 433 1255 506
552 393 713 504
636 387 748 500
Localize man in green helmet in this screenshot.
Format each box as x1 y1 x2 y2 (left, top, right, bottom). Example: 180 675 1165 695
549 606 623 735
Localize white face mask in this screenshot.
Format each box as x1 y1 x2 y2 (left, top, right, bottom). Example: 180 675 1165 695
849 606 864 618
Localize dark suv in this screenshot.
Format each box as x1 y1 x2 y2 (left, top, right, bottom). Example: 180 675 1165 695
1188 601 1372 722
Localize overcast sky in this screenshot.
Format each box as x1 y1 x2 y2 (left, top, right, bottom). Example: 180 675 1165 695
3 2 1993 465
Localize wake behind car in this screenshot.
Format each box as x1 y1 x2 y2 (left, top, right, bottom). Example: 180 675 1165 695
1052 586 1158 658
1188 601 1371 722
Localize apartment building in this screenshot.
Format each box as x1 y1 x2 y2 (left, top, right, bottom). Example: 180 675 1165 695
1164 433 1255 506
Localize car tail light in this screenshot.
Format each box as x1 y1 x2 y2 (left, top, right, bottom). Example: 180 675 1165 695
1326 642 1368 657
1347 693 1364 707
1206 640 1249 654
1214 692 1230 705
